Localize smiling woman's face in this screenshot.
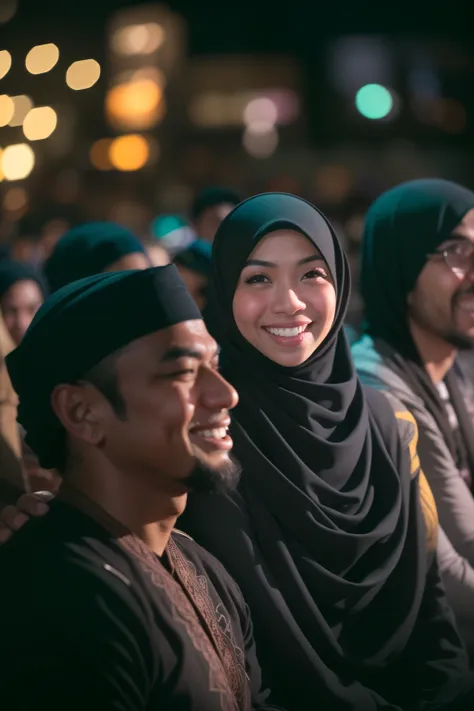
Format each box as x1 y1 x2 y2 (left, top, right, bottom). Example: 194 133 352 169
232 230 337 366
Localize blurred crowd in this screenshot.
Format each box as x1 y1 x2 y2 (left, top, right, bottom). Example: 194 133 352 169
2 177 474 710
0 186 244 502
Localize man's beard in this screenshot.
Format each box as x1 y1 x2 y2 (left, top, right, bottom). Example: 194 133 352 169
443 331 474 351
409 292 474 351
182 452 241 495
447 290 474 350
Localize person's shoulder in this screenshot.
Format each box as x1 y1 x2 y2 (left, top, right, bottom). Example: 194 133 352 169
0 502 142 618
172 528 243 597
352 335 416 399
351 334 385 378
172 527 223 571
364 384 399 434
363 385 419 475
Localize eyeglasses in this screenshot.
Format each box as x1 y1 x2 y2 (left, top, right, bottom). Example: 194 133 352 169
428 241 474 277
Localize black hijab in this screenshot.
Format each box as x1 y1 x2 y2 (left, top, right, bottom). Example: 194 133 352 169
0 259 46 303
360 179 474 480
182 193 427 710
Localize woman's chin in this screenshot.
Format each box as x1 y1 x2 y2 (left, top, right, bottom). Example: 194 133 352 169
260 343 317 367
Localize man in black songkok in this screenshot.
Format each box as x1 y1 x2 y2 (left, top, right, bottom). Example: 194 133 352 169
0 265 281 711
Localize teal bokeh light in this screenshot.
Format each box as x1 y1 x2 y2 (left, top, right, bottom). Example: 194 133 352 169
355 84 393 120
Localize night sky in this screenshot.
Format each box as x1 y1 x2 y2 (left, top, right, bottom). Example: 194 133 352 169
3 0 473 151
6 0 472 58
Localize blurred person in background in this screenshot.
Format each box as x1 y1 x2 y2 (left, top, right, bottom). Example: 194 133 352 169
0 244 11 262
352 179 474 656
0 260 50 495
145 238 170 267
0 314 25 510
44 222 151 293
9 230 43 268
191 187 242 244
12 222 151 496
149 214 195 257
0 260 46 346
174 239 212 311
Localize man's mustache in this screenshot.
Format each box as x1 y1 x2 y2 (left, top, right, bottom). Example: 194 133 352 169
453 287 474 307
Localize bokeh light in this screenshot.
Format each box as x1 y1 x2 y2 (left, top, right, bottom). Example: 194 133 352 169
355 84 393 120
0 149 4 182
112 23 165 56
23 106 58 141
8 95 33 127
66 59 101 91
265 89 301 125
25 43 60 75
3 186 28 212
242 124 279 158
1 144 35 180
0 50 12 79
105 79 164 131
89 138 114 171
109 134 150 171
190 90 299 129
243 97 278 127
0 0 18 24
0 94 15 127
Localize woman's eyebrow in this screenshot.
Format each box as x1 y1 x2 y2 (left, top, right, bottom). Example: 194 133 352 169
243 254 323 268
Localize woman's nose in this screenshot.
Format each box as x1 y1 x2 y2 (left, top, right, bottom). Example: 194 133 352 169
272 287 305 315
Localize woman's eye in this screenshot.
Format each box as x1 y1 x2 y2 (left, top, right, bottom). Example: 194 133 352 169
244 273 270 285
303 268 328 280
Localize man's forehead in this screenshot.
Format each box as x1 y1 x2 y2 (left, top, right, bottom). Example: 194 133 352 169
138 320 217 358
453 208 474 242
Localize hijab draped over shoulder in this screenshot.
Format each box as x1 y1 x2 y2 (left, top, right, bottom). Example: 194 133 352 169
182 193 429 710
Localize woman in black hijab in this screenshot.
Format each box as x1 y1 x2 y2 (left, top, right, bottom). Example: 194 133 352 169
0 259 46 345
181 193 473 711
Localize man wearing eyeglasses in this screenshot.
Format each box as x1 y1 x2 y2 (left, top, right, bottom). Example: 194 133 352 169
352 179 474 659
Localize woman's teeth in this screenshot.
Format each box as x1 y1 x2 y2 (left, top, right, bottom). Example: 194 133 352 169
266 325 307 337
197 428 228 440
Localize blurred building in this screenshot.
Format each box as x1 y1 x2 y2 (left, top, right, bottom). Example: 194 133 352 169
1 5 474 236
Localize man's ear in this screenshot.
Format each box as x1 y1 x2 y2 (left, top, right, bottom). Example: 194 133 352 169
50 383 107 446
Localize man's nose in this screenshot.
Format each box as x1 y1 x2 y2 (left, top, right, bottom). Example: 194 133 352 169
200 367 239 411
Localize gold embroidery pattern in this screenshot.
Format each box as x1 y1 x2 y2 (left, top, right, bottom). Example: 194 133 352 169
168 536 250 711
119 534 239 711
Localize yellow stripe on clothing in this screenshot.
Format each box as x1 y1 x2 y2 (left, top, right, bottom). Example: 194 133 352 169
395 409 438 552
394 409 421 476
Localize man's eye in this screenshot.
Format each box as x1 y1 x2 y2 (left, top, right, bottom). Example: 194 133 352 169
166 369 195 379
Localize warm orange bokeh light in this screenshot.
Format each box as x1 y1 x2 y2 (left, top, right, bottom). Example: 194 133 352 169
108 134 150 171
105 79 165 130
